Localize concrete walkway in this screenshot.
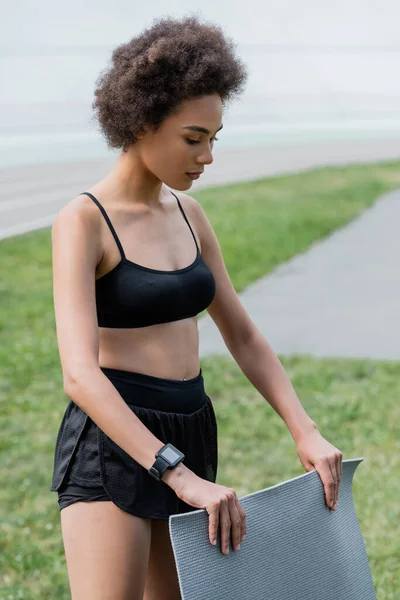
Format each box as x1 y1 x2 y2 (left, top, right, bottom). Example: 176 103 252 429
1 136 400 239
199 187 400 361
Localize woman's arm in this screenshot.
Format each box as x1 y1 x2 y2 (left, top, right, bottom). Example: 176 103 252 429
226 327 317 441
51 196 189 489
184 191 316 439
184 192 342 509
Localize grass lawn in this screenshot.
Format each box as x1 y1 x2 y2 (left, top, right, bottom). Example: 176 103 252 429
1 159 399 598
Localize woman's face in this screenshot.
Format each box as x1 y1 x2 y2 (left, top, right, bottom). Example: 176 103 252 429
137 93 223 190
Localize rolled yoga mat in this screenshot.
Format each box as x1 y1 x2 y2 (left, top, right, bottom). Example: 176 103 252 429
169 457 376 599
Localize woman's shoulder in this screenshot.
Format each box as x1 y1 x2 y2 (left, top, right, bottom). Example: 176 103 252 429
51 190 105 269
54 190 103 230
169 190 206 224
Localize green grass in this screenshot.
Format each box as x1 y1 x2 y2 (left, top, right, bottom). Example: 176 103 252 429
1 159 400 598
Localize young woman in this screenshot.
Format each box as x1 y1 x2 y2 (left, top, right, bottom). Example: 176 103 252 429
49 14 342 600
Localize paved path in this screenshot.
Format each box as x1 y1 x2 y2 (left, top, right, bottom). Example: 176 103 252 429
199 187 400 361
1 136 400 239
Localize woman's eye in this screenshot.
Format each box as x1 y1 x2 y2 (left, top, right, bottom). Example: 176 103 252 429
186 137 219 145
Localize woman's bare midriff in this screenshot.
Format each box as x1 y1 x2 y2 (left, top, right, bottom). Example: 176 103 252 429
98 319 201 381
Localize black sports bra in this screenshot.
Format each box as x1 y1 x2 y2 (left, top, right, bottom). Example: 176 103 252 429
80 191 216 328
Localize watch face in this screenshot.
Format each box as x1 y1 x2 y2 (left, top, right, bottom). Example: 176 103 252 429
161 446 181 465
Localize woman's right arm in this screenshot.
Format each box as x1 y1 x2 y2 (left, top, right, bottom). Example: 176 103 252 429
51 197 189 485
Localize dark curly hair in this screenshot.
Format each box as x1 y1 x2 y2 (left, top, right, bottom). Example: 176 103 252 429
90 12 249 151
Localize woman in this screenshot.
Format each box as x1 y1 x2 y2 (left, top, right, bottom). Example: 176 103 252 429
50 14 342 600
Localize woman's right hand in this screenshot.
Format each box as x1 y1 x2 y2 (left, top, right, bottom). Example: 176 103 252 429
165 467 247 555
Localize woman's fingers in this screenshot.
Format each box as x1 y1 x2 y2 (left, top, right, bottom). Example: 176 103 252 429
221 492 246 554
208 503 219 546
228 499 242 551
235 496 247 542
220 497 231 554
206 487 247 554
316 454 342 509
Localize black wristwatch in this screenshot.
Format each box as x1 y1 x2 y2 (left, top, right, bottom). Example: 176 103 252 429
148 443 185 482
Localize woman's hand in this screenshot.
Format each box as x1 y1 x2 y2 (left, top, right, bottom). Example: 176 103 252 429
164 465 246 555
295 428 343 511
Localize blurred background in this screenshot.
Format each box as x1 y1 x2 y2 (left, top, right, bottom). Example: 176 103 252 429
1 2 399 598
1 0 400 168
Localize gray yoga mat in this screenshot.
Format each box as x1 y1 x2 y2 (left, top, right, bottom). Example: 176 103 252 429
169 457 376 599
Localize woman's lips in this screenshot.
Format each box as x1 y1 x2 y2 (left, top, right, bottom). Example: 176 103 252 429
186 173 202 180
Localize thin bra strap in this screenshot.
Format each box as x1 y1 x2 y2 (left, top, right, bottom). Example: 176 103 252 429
169 191 199 251
80 192 126 260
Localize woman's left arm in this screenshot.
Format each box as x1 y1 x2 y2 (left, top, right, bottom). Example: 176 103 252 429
182 192 343 511
230 326 342 511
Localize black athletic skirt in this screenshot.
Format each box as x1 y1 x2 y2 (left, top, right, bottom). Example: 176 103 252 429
49 366 218 520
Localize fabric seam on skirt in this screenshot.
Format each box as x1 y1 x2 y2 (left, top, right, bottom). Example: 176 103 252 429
50 409 89 492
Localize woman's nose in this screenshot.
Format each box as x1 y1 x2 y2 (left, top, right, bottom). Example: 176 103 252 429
198 148 214 166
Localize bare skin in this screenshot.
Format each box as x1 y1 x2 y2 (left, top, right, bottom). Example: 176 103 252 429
60 501 152 600
57 93 247 598
143 520 182 600
61 502 180 600
92 184 202 381
89 93 223 381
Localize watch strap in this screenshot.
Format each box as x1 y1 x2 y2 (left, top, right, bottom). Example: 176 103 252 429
148 455 170 481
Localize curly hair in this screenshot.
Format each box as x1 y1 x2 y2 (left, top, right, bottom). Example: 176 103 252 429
90 13 249 151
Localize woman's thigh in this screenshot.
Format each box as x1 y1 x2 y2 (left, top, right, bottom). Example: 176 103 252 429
60 500 152 600
143 519 181 600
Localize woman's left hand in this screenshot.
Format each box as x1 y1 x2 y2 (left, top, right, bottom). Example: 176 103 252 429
295 428 343 511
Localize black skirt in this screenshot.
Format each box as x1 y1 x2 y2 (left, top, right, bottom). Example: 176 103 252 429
49 366 218 520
